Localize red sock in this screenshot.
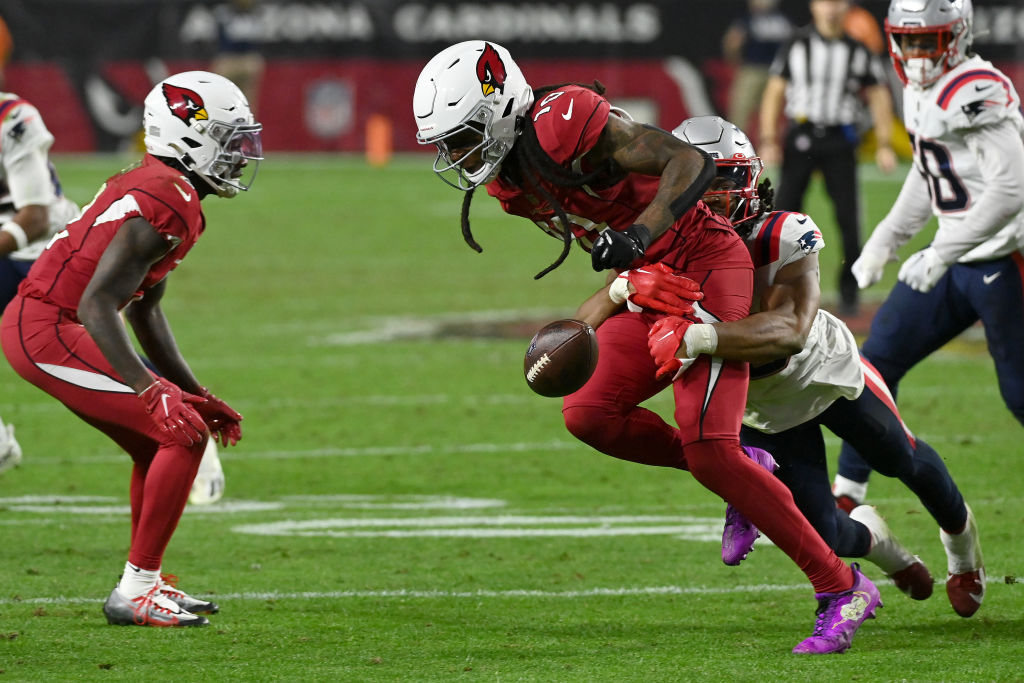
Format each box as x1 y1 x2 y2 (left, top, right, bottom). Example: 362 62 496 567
685 439 854 594
127 443 202 569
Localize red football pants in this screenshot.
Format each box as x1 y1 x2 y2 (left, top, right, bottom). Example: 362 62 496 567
1 295 206 570
562 265 851 594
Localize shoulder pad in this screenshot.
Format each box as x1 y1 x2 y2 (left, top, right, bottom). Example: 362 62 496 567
531 86 610 165
0 99 54 159
933 67 1020 132
750 211 822 269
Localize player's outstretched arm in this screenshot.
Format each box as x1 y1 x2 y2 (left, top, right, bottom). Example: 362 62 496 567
684 255 820 364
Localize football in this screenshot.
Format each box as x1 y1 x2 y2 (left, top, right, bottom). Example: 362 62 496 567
523 319 599 397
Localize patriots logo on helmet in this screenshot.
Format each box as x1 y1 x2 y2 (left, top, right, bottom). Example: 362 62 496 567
798 229 822 254
476 43 507 98
163 83 209 125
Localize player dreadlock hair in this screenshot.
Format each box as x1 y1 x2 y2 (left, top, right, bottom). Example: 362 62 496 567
732 176 775 238
460 80 620 280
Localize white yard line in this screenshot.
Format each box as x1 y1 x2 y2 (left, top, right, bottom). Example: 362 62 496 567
24 439 586 465
6 578 1021 607
0 583 818 606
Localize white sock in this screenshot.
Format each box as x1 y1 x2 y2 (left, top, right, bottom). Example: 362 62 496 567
833 474 869 504
117 562 160 598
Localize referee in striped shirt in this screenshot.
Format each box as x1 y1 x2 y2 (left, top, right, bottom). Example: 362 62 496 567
759 0 896 316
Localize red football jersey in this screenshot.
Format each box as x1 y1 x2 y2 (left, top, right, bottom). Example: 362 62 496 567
19 155 205 313
487 85 747 271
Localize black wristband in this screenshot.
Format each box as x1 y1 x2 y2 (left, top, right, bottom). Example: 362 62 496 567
626 223 652 250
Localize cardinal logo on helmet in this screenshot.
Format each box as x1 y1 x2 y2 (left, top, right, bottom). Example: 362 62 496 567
163 83 209 125
476 43 507 98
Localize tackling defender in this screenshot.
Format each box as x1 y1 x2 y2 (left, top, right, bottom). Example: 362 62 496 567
415 40 880 655
834 0 1016 610
1 71 261 627
651 115 981 618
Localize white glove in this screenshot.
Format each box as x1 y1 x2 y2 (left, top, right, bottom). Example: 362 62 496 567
851 246 893 289
898 247 948 293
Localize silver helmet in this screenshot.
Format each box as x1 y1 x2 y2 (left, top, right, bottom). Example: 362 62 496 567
672 116 764 227
886 0 973 87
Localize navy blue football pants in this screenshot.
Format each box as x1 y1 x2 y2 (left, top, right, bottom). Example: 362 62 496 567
742 369 967 558
838 254 1024 485
0 257 33 310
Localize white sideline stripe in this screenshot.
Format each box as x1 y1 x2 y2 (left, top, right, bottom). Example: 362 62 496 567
0 583 814 606
10 578 1020 607
27 440 585 465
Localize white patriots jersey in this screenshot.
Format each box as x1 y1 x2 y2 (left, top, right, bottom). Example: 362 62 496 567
741 211 865 433
0 93 80 260
902 56 1024 261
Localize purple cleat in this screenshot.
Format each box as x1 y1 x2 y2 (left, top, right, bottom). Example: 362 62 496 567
721 446 778 566
792 563 882 655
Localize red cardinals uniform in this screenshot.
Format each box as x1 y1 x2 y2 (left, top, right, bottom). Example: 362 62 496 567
1 155 205 568
487 87 850 593
488 85 753 453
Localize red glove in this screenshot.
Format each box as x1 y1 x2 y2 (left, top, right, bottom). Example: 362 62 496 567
647 316 695 380
192 386 243 447
138 379 208 447
611 262 703 316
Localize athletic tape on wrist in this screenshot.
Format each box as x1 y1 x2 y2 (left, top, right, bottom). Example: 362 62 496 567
682 324 718 358
608 274 630 304
1 221 28 250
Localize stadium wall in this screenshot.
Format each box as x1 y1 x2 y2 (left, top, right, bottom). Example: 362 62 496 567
2 0 1021 153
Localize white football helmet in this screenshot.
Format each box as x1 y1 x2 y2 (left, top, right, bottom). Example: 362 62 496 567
672 116 764 227
413 41 534 190
143 71 263 198
886 0 973 87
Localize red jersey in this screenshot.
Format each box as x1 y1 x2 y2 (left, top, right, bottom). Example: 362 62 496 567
19 155 205 313
486 85 749 271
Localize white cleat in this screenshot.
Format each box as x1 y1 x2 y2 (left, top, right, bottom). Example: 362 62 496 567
159 573 219 614
103 586 208 627
850 504 933 600
832 474 867 513
189 440 225 505
941 503 985 617
0 419 23 475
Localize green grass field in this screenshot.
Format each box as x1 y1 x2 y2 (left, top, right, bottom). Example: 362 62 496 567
0 155 1021 681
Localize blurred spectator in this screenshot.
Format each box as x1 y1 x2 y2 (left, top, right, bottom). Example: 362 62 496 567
758 0 896 316
722 0 793 136
210 0 264 111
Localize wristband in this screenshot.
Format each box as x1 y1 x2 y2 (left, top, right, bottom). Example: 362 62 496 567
608 274 630 304
682 323 718 358
1 221 28 250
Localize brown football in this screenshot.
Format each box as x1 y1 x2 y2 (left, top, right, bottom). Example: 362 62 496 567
523 319 599 397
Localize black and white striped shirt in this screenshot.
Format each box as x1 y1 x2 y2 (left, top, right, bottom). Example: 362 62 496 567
770 26 886 126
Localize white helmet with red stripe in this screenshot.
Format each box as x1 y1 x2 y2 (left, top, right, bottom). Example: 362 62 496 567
886 0 973 87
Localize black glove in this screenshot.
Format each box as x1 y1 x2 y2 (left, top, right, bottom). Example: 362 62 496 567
591 224 652 271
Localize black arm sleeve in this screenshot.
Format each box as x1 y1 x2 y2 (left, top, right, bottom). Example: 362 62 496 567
668 146 716 221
